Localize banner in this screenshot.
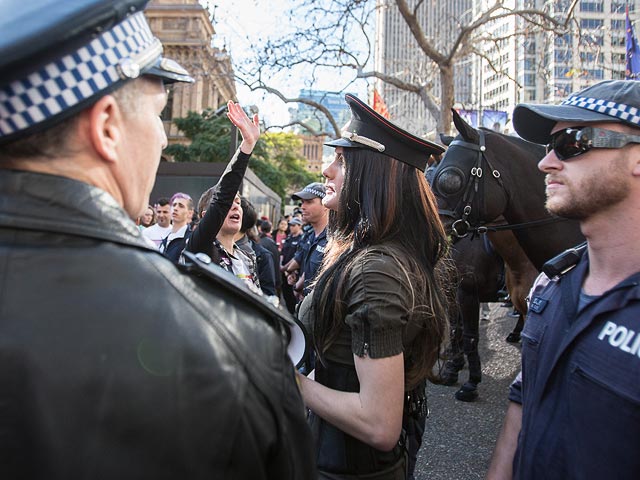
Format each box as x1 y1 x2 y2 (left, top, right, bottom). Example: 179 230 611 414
457 109 479 128
626 5 640 80
481 110 508 133
372 88 390 119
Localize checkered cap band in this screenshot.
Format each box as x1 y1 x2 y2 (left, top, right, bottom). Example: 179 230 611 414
561 95 640 126
302 186 325 198
0 12 159 141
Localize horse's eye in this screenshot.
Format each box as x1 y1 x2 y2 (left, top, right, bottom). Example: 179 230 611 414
436 169 464 196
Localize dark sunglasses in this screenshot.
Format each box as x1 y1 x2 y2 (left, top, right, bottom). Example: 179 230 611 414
546 126 640 160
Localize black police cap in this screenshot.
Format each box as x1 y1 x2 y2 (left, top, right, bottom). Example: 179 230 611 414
325 94 444 171
0 0 194 145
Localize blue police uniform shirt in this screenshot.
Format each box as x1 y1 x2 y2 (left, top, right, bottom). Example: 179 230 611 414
293 227 327 295
509 252 640 479
282 233 303 265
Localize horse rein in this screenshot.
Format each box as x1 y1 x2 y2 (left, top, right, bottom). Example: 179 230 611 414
438 130 561 239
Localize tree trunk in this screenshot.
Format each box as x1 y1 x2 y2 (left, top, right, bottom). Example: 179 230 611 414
439 63 454 136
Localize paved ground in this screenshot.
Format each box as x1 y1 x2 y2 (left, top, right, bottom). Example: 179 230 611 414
413 303 522 480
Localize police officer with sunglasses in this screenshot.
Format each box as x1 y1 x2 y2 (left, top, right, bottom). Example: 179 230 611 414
488 80 640 480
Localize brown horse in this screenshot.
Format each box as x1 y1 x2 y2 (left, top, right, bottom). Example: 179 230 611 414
432 110 584 269
431 112 584 401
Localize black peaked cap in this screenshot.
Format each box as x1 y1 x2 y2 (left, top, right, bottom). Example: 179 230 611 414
325 94 444 171
0 0 193 145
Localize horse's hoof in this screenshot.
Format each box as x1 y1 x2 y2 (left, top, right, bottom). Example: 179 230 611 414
437 372 459 386
506 332 521 343
455 382 479 402
437 359 464 386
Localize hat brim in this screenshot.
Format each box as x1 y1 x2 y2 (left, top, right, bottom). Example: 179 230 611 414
144 57 194 84
513 103 622 145
291 192 317 201
324 137 368 149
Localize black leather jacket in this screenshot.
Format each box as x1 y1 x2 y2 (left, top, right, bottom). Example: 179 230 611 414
0 169 315 479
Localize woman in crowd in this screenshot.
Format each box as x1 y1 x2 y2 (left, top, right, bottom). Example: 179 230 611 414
273 217 289 251
138 205 155 229
296 95 451 480
186 101 259 257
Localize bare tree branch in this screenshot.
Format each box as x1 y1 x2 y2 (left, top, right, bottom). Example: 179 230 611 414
265 121 333 137
231 0 580 136
235 75 342 137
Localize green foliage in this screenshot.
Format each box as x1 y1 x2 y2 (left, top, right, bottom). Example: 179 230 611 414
164 109 234 163
252 132 319 201
165 110 320 204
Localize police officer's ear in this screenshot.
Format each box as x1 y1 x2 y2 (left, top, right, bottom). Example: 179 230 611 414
632 151 640 177
86 93 125 165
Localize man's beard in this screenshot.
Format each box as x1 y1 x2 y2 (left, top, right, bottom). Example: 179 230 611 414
546 161 630 220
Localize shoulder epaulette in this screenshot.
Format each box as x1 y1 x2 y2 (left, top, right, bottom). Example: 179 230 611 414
180 251 295 332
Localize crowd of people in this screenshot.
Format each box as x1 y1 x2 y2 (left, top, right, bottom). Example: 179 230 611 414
1 1 639 479
137 182 329 312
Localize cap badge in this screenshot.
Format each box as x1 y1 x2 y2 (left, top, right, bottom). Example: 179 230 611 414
341 131 386 152
118 58 140 79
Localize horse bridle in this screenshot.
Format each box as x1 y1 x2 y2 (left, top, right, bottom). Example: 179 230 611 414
437 130 502 238
437 130 561 239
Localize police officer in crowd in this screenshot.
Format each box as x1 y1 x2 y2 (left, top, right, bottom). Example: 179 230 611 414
488 80 640 479
0 1 313 478
283 182 329 299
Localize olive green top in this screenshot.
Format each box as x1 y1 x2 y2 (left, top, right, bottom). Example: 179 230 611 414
300 247 419 366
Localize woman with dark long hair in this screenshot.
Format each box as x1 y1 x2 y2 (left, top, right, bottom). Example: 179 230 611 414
296 95 451 479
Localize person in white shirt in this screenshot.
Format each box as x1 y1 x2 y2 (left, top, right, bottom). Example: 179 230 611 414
159 193 194 262
143 198 172 248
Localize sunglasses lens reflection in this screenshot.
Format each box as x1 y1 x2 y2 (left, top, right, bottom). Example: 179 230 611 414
551 129 587 160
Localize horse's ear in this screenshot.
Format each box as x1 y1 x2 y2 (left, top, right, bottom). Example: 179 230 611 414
439 133 454 146
451 109 479 143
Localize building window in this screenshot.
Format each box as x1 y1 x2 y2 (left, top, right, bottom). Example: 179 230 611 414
555 49 572 62
611 52 626 64
580 18 603 29
554 66 571 77
612 33 626 46
612 2 634 13
580 51 601 63
586 69 604 79
611 19 625 30
555 34 572 47
554 83 572 97
580 1 603 12
581 31 604 46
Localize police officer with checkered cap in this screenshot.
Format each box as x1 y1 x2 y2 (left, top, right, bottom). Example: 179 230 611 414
0 1 314 478
488 80 640 479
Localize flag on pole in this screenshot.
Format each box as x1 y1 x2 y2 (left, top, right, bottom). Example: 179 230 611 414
372 88 390 119
626 5 640 79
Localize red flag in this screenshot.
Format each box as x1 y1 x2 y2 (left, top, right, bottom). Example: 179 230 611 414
373 88 390 119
